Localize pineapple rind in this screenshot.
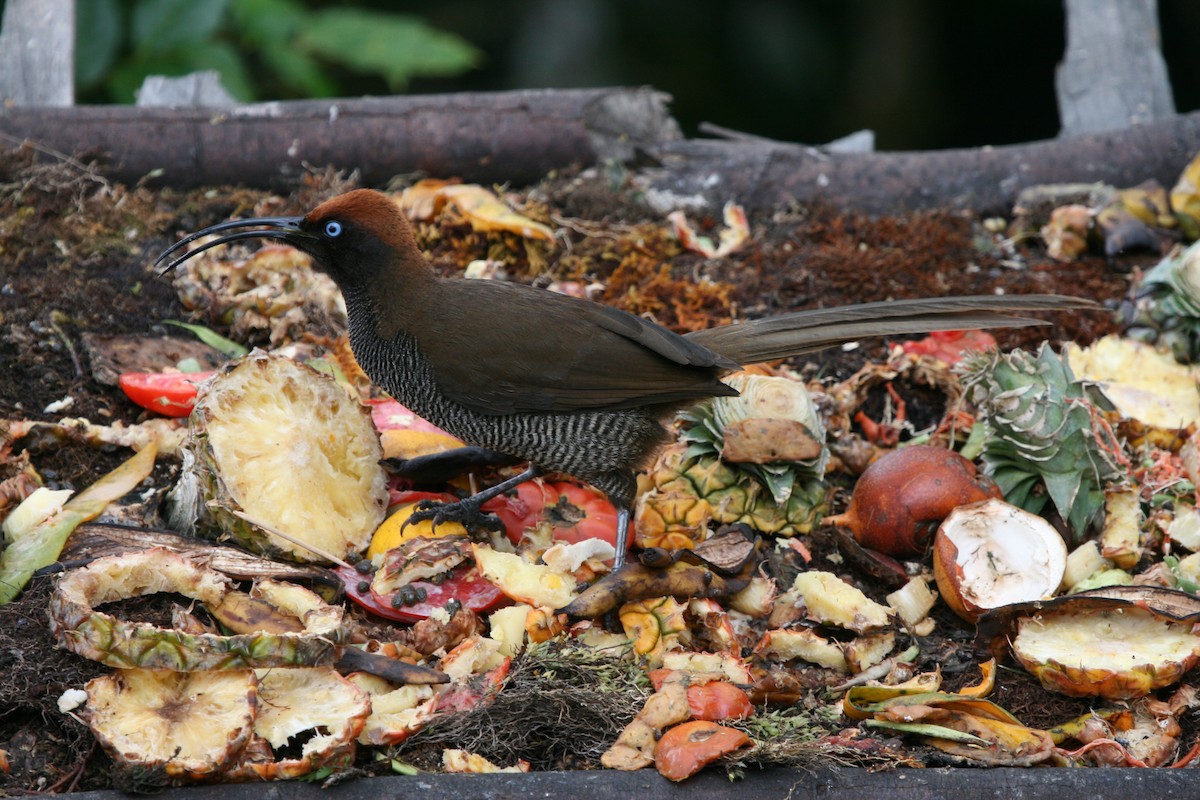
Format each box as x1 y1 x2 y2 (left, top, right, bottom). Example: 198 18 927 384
187 352 387 563
226 667 370 781
50 549 345 671
1013 606 1200 699
636 443 828 548
347 673 436 745
84 668 257 779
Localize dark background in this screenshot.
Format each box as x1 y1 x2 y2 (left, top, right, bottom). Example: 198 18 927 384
9 0 1200 150
399 0 1200 150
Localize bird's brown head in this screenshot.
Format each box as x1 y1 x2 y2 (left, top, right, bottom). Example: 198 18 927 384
154 189 425 292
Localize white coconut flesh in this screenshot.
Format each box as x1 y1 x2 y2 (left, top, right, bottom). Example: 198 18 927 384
939 499 1067 611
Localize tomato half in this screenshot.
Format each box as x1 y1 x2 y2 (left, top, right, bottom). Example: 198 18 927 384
336 563 508 624
118 370 215 417
901 329 997 365
483 479 631 551
654 720 750 781
684 682 755 722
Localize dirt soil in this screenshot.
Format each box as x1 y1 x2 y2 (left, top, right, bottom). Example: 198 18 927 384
0 145 1140 792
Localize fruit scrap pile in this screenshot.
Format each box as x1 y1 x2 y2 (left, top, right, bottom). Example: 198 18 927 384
10 164 1200 790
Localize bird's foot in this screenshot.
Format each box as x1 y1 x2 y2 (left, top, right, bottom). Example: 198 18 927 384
407 497 505 535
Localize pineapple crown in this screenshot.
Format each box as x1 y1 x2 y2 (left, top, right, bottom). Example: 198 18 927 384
1125 241 1200 362
678 372 828 505
959 343 1128 541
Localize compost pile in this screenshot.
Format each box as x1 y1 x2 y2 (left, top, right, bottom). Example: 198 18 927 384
9 143 1200 792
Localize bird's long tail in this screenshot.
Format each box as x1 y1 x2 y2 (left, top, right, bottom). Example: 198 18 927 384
683 294 1096 365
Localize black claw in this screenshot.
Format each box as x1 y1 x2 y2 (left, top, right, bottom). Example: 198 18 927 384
406 498 505 535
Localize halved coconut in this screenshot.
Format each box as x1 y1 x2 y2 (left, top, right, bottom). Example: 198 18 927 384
933 499 1067 622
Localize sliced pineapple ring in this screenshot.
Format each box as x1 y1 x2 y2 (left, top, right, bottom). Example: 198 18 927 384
84 668 257 781
179 351 387 563
1013 605 1200 699
49 548 346 671
346 672 437 745
228 667 370 781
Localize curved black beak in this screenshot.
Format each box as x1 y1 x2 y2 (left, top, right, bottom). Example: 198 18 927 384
155 216 313 276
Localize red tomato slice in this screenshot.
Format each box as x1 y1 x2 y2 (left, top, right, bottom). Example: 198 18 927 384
647 671 755 722
337 563 508 624
118 371 215 417
654 720 750 781
483 479 631 551
901 329 997 365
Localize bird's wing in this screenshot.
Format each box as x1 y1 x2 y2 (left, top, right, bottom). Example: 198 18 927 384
418 280 739 415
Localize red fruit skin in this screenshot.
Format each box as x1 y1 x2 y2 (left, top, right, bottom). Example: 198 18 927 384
827 445 1002 557
647 671 754 722
901 329 998 365
118 371 215 416
483 479 632 552
337 564 508 624
654 720 750 781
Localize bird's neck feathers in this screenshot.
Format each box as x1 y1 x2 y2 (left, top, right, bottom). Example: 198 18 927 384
340 246 436 343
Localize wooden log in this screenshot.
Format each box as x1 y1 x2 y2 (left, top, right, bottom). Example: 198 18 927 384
3 87 1199 214
0 87 680 189
1055 0 1175 136
642 110 1200 215
0 0 74 107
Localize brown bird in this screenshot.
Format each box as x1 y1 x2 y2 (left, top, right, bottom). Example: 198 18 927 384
157 189 1094 569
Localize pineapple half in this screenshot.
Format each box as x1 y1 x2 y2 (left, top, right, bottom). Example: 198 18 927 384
49 548 346 671
227 667 371 781
170 351 388 563
636 372 830 549
84 668 258 782
1013 604 1200 699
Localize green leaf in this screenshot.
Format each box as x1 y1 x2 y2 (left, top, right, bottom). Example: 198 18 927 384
164 320 248 357
0 445 157 605
958 419 988 461
1042 469 1083 526
389 759 419 776
131 0 229 55
260 43 337 97
863 719 988 744
228 0 306 44
299 9 481 89
76 0 124 89
757 465 795 505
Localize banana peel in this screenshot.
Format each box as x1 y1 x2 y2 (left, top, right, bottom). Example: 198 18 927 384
845 687 1057 766
558 560 751 619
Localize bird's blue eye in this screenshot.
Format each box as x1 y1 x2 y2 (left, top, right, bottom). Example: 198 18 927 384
324 220 342 237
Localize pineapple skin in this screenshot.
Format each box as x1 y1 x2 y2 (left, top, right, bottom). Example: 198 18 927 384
635 443 828 549
175 351 388 564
